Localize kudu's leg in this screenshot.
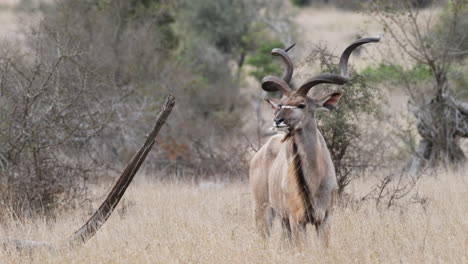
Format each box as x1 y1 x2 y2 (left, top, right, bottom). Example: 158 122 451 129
289 218 307 248
254 203 274 238
315 210 332 248
314 184 336 248
280 218 292 241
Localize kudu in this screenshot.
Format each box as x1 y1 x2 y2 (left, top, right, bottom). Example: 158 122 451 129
0 95 175 253
249 37 380 247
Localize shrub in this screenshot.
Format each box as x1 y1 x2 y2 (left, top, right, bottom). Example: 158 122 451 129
306 45 381 196
0 35 112 218
290 0 310 7
361 63 432 82
245 41 284 82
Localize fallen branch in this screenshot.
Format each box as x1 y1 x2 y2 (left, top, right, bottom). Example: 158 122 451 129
0 95 176 252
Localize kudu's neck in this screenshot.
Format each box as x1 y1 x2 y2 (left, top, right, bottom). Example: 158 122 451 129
291 117 325 191
293 118 321 163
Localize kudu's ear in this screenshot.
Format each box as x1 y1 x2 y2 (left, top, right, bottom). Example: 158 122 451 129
264 98 280 110
316 91 343 111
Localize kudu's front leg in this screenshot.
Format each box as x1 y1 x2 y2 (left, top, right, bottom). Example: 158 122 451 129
289 218 307 248
315 209 333 248
254 204 274 239
280 218 292 241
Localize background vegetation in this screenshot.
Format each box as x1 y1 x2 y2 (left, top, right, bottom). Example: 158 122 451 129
0 0 467 262
1 0 293 217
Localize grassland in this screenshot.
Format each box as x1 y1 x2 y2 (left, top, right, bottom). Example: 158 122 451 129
0 2 466 263
0 171 466 263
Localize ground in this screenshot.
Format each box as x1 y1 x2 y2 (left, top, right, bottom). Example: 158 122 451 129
0 2 467 263
1 171 466 263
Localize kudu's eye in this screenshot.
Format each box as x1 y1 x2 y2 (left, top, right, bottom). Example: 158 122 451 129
298 104 306 109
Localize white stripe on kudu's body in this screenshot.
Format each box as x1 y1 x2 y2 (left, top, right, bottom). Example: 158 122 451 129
249 36 380 247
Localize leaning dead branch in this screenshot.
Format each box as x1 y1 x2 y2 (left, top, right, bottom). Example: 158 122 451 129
0 95 175 252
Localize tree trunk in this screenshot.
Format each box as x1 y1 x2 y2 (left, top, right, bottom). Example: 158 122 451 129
409 94 468 173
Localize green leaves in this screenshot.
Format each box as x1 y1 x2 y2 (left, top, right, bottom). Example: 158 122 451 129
290 0 310 7
361 63 432 83
308 46 380 195
245 41 284 82
180 0 255 55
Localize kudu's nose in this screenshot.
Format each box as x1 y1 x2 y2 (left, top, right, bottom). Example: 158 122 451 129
274 118 285 126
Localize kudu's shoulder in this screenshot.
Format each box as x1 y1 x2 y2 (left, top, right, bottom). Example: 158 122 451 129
250 134 287 168
255 134 285 157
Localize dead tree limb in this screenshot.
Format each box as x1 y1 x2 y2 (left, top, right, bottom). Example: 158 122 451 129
0 95 176 252
408 94 468 174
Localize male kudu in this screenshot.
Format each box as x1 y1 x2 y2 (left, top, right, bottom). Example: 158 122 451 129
249 36 380 247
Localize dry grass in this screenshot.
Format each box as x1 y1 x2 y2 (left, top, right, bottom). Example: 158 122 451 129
0 172 467 263
0 3 466 264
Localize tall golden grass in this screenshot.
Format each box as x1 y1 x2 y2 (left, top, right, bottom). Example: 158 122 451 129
0 3 466 263
0 171 466 263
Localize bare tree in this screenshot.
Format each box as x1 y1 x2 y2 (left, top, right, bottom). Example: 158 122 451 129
369 0 468 172
0 35 112 218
